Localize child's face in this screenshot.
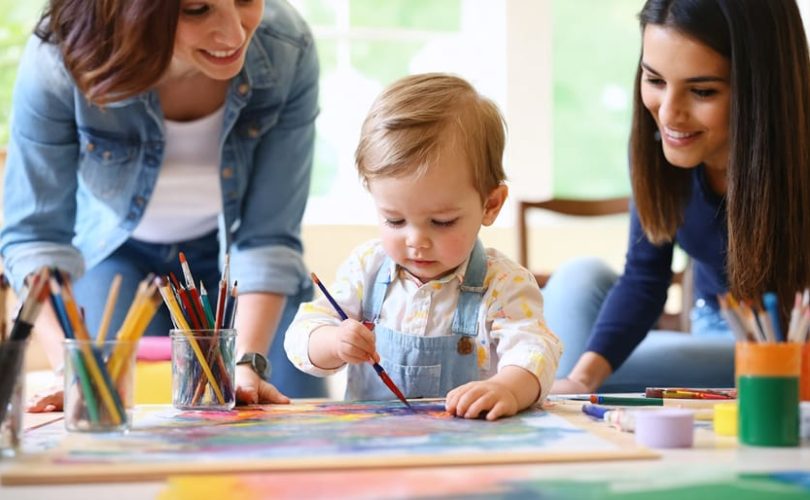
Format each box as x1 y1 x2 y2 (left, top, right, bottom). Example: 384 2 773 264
368 146 507 283
172 0 264 81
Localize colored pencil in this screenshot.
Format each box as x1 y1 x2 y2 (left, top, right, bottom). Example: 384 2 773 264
310 272 411 408
95 274 122 346
589 394 722 408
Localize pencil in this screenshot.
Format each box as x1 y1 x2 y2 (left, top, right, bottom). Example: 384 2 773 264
589 395 723 409
310 272 411 408
96 274 122 346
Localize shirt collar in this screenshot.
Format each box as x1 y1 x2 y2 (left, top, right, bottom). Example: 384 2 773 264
389 254 471 287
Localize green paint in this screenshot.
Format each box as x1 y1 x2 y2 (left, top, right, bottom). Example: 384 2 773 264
738 376 799 447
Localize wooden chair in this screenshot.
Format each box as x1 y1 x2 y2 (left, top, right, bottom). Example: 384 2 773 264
517 197 692 332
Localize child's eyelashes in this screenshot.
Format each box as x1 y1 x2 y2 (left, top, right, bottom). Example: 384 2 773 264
382 218 458 228
432 218 458 227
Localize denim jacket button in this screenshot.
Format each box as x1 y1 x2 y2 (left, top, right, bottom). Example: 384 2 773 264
238 83 250 95
102 151 112 161
134 196 145 207
222 167 234 179
86 143 95 152
247 127 259 138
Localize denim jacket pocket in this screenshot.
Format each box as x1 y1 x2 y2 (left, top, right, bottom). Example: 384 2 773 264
78 130 139 199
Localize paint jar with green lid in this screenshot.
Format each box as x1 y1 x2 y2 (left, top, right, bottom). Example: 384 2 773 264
735 342 801 447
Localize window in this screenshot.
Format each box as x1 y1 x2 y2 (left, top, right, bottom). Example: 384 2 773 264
290 0 512 224
0 1 44 145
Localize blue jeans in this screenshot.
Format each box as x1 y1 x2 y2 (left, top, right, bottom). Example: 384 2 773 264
542 257 735 392
71 232 327 398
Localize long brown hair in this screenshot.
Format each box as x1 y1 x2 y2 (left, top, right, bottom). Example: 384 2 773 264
630 0 810 321
35 0 180 105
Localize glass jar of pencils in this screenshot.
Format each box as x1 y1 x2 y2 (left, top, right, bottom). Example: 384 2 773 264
171 329 236 410
63 339 136 433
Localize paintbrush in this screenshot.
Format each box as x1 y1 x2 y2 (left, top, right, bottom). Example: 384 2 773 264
310 273 411 409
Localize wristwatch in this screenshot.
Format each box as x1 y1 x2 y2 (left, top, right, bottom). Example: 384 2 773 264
236 352 270 379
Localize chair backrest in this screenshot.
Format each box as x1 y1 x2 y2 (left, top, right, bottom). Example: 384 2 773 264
517 196 691 332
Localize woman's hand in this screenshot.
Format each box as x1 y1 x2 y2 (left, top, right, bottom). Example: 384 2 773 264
27 386 63 413
234 365 290 405
551 377 590 394
551 351 614 394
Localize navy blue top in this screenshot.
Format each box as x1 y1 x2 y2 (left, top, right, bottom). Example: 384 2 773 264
586 166 728 369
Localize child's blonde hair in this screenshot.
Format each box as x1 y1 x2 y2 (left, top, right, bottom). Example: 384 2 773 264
355 73 506 201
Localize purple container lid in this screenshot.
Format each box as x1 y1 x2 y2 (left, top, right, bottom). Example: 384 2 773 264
634 409 694 448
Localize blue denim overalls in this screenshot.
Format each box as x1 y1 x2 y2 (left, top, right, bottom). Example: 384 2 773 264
345 241 487 400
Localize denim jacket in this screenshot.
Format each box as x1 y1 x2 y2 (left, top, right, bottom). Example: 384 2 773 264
1 0 318 296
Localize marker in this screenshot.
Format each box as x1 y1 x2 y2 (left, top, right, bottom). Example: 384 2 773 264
581 404 635 432
589 395 721 409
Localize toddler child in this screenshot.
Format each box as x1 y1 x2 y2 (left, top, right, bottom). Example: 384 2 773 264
285 73 562 420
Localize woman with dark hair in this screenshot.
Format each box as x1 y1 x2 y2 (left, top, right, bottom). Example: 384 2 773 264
544 0 810 393
0 0 326 409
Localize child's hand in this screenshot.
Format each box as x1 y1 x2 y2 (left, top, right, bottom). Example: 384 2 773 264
445 380 519 421
332 319 381 365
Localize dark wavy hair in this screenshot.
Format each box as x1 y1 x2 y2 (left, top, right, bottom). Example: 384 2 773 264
35 0 180 105
629 0 810 322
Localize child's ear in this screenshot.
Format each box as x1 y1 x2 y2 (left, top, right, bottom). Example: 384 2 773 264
482 184 508 226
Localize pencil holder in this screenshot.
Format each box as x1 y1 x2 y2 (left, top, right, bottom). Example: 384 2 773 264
0 340 28 457
801 343 810 402
171 329 236 410
735 342 801 447
64 339 135 433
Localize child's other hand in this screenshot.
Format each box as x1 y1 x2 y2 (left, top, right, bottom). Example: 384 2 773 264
333 319 380 365
445 380 519 421
27 386 63 413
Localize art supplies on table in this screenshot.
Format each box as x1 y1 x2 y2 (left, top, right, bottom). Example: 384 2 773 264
587 394 721 409
310 272 412 409
0 268 49 426
735 341 801 447
158 253 236 409
171 329 236 410
0 339 26 457
52 271 161 432
644 387 736 400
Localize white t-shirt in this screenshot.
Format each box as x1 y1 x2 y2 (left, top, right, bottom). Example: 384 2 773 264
131 106 225 243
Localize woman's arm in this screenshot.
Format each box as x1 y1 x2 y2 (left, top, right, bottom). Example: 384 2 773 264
228 29 320 402
555 204 674 393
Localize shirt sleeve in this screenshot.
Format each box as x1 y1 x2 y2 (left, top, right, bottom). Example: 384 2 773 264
229 32 320 296
484 254 563 403
284 240 384 376
586 202 674 370
0 37 85 292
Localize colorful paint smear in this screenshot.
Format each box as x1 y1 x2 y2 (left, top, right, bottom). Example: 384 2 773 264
158 468 810 500
4 400 651 485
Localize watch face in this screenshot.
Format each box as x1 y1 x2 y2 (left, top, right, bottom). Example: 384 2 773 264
239 353 268 378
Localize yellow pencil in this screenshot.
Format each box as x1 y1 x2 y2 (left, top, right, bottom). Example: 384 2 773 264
96 274 122 347
157 282 225 404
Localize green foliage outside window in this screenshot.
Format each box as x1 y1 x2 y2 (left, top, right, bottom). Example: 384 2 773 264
0 0 44 146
